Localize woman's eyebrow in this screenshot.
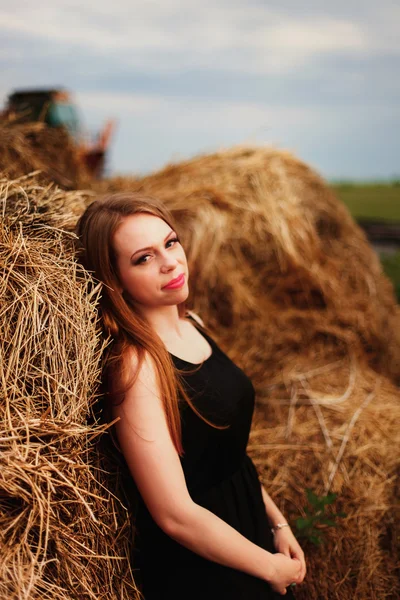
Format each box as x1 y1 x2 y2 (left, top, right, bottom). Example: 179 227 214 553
130 229 174 259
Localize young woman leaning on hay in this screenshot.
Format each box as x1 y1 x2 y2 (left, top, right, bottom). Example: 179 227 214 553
75 192 306 599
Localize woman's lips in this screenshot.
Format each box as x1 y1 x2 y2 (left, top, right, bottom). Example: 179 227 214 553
162 273 185 290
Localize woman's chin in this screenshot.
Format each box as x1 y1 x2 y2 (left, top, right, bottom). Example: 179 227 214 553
177 286 190 303
172 286 189 304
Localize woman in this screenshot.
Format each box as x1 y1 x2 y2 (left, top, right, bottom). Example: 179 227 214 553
75 192 306 599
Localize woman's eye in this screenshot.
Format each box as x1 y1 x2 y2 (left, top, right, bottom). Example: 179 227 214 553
135 238 180 265
135 254 151 265
166 237 180 248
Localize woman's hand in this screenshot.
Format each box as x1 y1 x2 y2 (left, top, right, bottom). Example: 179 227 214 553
272 527 306 583
266 553 302 595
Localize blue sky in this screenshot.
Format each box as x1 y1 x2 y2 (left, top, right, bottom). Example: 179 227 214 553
1 0 399 180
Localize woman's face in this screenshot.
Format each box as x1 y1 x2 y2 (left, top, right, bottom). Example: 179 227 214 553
112 213 189 309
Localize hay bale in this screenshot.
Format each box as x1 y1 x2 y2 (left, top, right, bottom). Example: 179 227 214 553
2 144 399 599
0 176 140 600
94 146 400 599
0 122 91 190
95 146 400 386
246 356 400 599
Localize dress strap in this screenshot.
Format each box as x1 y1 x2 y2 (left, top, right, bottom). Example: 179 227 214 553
186 312 219 354
185 310 205 328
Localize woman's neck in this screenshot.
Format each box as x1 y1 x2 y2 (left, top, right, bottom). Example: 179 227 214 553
139 304 187 342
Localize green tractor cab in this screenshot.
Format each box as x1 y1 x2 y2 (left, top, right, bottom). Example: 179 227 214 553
6 89 81 141
4 88 115 178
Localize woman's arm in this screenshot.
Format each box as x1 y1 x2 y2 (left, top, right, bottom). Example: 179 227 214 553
111 351 286 584
260 484 289 527
261 483 307 582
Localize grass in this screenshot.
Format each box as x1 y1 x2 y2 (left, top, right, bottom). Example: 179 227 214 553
329 181 400 302
330 181 400 222
380 251 400 301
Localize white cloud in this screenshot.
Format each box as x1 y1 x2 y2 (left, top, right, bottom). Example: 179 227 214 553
1 1 399 179
0 1 374 75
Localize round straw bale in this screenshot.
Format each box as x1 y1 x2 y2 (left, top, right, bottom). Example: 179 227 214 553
0 122 91 190
93 145 400 599
0 177 141 599
247 357 399 600
95 146 400 386
2 142 399 599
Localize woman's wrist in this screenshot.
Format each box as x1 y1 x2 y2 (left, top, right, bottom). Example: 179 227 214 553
270 522 290 535
263 550 278 582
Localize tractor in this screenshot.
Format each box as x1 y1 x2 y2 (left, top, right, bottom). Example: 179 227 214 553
2 88 115 178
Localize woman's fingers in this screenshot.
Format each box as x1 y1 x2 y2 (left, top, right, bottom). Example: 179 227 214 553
291 557 305 582
290 549 306 580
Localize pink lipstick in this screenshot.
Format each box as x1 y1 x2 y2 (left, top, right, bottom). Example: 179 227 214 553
162 273 185 290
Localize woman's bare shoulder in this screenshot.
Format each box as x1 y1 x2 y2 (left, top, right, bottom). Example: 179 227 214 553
108 345 152 398
110 349 161 422
121 346 155 384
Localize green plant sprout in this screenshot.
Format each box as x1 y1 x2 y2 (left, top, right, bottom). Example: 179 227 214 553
293 488 347 546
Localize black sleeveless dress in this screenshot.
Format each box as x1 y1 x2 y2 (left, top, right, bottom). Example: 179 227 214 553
131 317 296 599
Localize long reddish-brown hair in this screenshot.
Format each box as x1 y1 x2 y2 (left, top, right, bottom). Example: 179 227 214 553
75 192 227 456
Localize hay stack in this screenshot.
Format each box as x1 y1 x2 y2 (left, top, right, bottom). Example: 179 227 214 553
0 176 141 600
95 146 400 599
0 122 91 190
2 144 399 599
95 146 400 386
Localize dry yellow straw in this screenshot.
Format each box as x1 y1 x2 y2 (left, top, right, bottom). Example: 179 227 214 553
95 145 400 599
0 176 142 600
1 139 399 599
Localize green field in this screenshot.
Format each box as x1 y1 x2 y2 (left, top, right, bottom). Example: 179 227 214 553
330 181 400 222
379 251 400 301
329 181 400 301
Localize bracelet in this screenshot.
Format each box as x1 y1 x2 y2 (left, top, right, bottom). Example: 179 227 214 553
271 523 290 534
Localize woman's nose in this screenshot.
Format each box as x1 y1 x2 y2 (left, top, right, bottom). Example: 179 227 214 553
160 252 178 272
